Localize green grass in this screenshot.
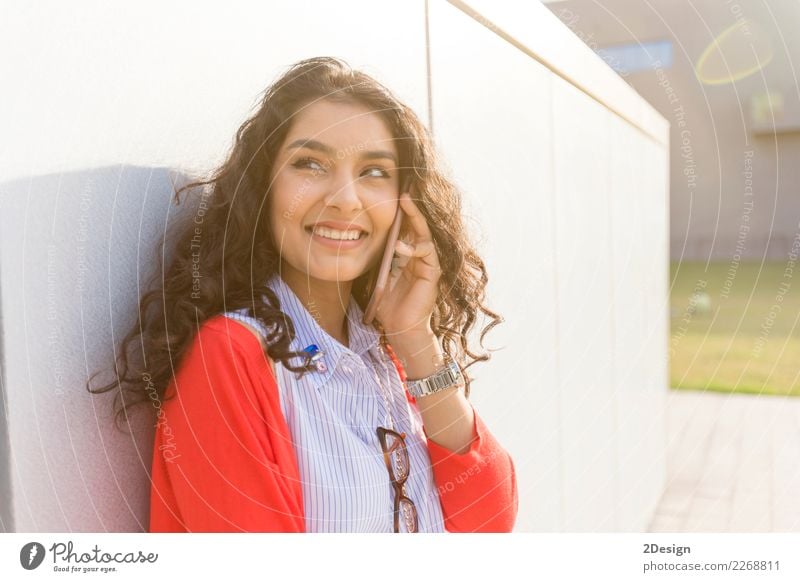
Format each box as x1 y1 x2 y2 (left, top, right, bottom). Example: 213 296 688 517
670 261 800 396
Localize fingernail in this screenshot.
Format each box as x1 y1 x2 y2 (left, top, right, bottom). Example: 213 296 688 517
396 240 413 254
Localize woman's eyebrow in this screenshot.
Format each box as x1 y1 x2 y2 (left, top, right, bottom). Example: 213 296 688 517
286 138 398 165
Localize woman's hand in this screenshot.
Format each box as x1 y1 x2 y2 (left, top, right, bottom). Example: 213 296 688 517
375 192 442 342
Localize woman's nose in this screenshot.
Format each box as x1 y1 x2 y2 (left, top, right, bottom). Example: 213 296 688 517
323 173 364 213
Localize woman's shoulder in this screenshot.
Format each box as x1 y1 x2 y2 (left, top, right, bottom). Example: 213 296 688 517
196 313 268 354
164 313 276 402
164 314 273 387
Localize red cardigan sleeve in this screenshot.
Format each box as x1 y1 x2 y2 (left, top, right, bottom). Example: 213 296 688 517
149 316 304 532
423 409 519 532
383 343 519 533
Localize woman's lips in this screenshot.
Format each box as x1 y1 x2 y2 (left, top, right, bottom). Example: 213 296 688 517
306 229 368 250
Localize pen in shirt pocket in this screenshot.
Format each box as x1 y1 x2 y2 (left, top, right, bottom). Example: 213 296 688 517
302 344 327 373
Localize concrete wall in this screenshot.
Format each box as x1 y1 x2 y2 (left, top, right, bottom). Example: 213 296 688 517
0 0 670 532
429 0 669 532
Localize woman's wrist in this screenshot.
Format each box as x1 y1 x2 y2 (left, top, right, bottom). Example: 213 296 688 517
389 330 448 381
389 330 473 453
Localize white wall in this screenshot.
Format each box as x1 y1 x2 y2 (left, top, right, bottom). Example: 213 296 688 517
0 0 429 533
0 0 669 532
0 0 429 183
427 0 670 531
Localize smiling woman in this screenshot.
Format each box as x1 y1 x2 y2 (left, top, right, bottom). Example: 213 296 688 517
270 99 400 305
86 56 517 533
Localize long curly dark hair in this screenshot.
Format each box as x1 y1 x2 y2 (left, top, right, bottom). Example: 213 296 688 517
87 56 503 430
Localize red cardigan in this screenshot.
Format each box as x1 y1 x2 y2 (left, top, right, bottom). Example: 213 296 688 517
149 315 518 532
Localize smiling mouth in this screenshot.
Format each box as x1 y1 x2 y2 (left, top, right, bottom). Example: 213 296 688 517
304 226 369 241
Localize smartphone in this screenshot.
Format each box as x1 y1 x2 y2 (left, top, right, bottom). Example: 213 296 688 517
362 177 412 325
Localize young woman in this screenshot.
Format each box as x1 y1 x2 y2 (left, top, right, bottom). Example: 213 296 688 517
90 56 517 533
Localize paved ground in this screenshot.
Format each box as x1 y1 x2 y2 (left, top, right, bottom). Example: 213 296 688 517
648 389 800 532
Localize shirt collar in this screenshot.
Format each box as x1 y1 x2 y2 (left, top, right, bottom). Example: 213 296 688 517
265 273 382 388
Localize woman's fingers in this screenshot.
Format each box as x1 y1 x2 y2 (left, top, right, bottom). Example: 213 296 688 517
394 239 441 279
395 239 438 261
390 252 410 273
392 192 442 282
399 192 434 243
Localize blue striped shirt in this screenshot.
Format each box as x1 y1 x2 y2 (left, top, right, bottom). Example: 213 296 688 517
223 273 446 532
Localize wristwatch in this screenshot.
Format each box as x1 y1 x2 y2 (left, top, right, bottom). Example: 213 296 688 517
405 358 464 398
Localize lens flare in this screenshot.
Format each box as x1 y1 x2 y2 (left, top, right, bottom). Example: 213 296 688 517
695 18 774 85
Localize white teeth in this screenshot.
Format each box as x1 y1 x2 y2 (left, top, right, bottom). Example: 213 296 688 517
312 226 363 241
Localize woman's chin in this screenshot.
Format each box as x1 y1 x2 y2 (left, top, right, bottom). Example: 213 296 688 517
306 264 367 284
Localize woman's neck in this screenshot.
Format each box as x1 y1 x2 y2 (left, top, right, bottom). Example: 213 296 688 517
280 268 353 348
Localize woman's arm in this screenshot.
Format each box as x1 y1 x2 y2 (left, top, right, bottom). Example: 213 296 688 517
422 407 519 533
149 317 304 532
386 337 519 533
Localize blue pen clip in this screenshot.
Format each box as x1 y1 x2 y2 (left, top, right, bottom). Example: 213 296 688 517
302 344 327 373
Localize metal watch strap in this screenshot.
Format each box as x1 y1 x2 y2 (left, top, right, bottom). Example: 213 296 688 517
405 358 464 398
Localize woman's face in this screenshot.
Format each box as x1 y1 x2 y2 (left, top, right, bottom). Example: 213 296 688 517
268 99 400 286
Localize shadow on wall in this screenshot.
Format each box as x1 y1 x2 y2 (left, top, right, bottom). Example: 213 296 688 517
0 273 9 532
0 165 202 532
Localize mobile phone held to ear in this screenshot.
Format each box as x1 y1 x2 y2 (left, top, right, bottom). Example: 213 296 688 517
362 178 411 325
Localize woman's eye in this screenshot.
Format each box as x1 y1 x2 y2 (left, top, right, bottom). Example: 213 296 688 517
292 158 389 179
292 157 325 172
362 167 391 179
